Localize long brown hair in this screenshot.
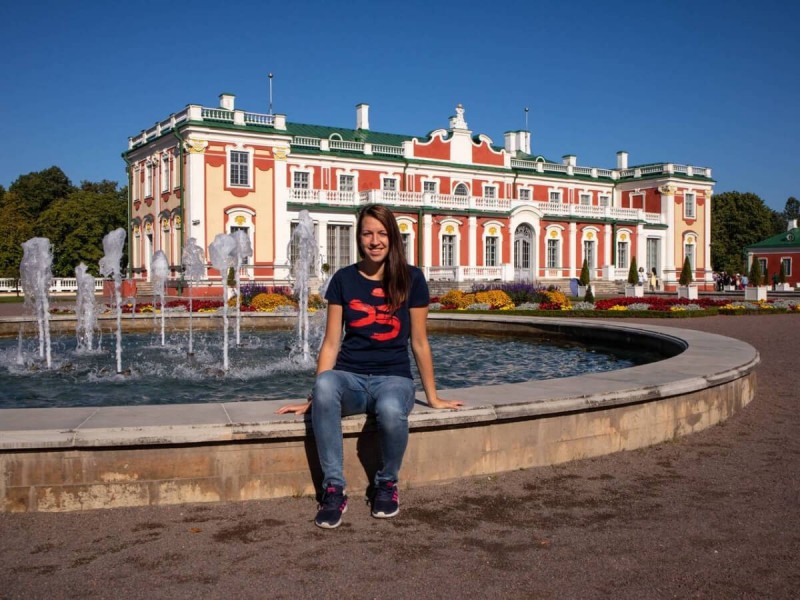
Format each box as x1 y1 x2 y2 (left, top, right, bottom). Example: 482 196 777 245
356 203 410 312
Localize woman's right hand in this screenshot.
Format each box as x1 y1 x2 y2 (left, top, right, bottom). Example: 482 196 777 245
275 401 311 415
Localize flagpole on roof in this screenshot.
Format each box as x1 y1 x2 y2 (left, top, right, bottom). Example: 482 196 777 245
268 73 274 115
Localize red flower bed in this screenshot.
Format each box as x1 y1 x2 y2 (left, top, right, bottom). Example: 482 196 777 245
593 296 729 311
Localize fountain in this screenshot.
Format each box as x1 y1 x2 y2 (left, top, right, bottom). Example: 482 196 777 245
181 237 206 355
20 238 53 368
290 210 316 365
232 230 253 347
98 228 126 374
74 262 97 351
207 233 237 372
151 250 169 346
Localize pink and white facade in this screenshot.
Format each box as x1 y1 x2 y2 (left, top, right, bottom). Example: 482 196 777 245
125 94 715 290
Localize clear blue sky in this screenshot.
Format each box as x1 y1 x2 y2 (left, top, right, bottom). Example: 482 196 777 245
1 0 797 211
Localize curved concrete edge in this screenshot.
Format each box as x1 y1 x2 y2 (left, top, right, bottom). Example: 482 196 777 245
0 316 760 512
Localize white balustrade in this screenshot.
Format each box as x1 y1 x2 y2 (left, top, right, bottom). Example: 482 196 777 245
330 140 364 152
244 112 275 126
293 136 320 148
372 144 403 156
201 108 234 122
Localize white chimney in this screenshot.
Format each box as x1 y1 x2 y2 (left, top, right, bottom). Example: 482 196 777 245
504 131 518 154
518 131 531 155
789 219 798 231
356 103 369 130
617 151 628 170
562 155 577 167
219 93 235 111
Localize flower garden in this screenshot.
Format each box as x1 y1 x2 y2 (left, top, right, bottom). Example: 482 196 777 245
56 281 799 318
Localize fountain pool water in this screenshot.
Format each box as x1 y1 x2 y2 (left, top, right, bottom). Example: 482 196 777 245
0 328 648 409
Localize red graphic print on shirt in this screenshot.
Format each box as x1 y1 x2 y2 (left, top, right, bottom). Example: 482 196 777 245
348 288 401 342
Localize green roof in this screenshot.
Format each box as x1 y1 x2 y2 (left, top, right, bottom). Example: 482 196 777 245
283 122 413 146
747 228 800 250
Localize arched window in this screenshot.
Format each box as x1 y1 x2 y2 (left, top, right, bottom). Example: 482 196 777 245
454 183 469 196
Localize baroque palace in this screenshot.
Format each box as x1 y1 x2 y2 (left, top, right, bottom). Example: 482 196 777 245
124 93 715 291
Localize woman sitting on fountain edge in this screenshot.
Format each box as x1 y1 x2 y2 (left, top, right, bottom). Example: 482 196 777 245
277 203 462 529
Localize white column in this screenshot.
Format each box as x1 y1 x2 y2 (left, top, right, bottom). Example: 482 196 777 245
317 218 329 269
468 216 477 267
603 223 612 275
662 186 677 285
273 148 291 280
186 148 206 253
422 214 433 267
703 191 712 283
568 222 577 278
636 222 646 270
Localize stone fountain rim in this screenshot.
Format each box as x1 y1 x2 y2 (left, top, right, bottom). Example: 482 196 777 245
0 314 759 451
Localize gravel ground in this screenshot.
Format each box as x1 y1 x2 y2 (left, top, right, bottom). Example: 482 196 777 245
1 314 799 599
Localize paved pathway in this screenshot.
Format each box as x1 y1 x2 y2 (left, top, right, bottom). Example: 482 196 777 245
1 314 798 599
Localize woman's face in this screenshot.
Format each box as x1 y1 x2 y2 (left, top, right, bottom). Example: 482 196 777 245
359 215 390 265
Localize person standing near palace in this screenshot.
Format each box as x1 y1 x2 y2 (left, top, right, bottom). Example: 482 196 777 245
277 203 462 529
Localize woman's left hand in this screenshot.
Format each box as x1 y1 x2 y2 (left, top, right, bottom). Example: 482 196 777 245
428 397 464 410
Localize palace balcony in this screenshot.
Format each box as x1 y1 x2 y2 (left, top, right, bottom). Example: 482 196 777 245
288 189 665 224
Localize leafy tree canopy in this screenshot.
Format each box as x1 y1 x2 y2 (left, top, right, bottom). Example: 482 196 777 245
784 196 800 225
7 166 73 217
710 191 783 274
0 167 127 278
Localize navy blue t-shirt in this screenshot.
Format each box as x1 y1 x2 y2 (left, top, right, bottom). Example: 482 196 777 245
325 264 430 379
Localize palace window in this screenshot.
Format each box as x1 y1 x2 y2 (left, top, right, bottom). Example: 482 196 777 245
485 236 498 267
685 193 696 219
583 240 596 269
617 241 629 268
599 195 610 207
546 239 560 268
338 174 354 192
442 235 456 267
326 224 351 273
782 257 792 277
161 155 170 192
518 188 531 201
484 185 497 199
549 190 562 203
293 171 310 189
579 193 591 205
145 163 153 198
423 180 438 194
229 150 250 187
382 178 398 201
454 183 469 196
684 243 696 270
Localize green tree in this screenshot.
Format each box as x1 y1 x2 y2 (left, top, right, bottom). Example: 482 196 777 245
627 256 639 285
778 261 787 284
711 191 783 274
749 256 763 287
35 184 127 277
579 258 590 286
784 196 800 226
679 256 693 286
8 166 73 217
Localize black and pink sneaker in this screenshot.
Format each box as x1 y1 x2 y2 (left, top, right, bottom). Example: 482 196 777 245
315 485 348 529
371 481 399 518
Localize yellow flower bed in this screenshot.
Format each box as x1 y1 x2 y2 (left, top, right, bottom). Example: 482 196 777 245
608 305 628 311
542 290 571 308
251 292 297 312
440 289 476 309
474 290 514 310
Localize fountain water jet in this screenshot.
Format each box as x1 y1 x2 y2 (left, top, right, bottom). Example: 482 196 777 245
151 251 169 346
208 233 237 372
181 238 206 355
232 230 253 347
20 238 54 368
98 228 127 374
290 210 317 365
75 263 98 351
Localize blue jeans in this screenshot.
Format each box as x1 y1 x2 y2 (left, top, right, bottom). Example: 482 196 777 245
311 370 416 490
